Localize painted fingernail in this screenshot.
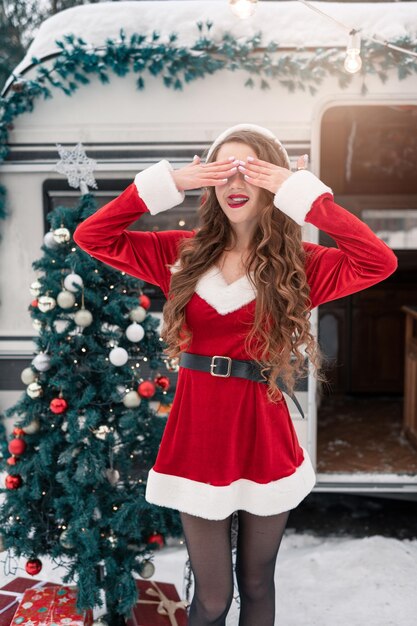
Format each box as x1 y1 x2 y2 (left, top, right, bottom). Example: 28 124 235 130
247 156 255 161
230 167 238 173
238 165 246 171
238 160 245 165
228 156 236 160
244 174 250 180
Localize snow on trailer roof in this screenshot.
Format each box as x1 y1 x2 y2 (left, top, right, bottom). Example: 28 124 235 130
11 0 417 79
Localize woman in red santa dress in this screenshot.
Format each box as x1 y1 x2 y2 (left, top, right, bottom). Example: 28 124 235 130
73 124 398 626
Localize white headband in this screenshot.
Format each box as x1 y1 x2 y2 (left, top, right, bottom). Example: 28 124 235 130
206 123 291 169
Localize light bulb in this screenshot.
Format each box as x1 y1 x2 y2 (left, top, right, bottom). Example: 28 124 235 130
229 0 258 19
344 52 362 74
344 30 362 74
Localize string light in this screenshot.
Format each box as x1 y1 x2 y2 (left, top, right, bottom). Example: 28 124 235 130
295 0 417 74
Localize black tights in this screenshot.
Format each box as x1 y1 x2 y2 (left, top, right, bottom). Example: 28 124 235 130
180 508 290 626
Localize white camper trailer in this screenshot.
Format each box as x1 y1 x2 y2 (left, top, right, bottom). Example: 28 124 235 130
1 1 416 498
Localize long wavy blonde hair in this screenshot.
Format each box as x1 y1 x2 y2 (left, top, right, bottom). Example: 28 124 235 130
161 129 328 402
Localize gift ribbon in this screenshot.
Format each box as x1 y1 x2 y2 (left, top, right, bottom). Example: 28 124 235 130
137 580 190 626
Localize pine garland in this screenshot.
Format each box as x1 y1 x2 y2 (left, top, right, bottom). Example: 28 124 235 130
0 21 416 227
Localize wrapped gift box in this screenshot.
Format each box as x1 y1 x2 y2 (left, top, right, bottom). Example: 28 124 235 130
0 577 58 626
11 585 93 626
126 579 189 626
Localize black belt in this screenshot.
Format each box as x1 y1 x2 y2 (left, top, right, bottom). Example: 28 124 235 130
179 352 305 420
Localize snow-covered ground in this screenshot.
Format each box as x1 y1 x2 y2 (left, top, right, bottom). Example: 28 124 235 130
1 530 416 625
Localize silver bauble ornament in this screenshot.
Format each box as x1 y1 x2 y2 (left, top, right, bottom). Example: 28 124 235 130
105 468 120 486
29 280 42 297
27 381 43 398
32 319 43 331
23 419 40 434
53 226 71 243
125 322 145 342
37 295 56 312
129 306 146 323
74 308 93 327
64 273 83 293
43 230 59 249
122 390 141 408
93 619 109 626
32 353 51 372
59 529 75 549
21 367 36 385
139 559 155 579
57 290 76 309
109 346 128 366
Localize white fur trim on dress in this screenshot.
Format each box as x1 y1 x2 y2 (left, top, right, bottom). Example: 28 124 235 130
134 159 185 215
170 262 256 315
274 169 333 226
145 446 316 520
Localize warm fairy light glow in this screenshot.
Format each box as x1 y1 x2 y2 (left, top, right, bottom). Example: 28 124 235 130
229 0 258 19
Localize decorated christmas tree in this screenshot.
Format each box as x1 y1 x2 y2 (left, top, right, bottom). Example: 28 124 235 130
0 144 184 624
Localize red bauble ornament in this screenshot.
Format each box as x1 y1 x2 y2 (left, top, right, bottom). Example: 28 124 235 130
5 474 22 489
154 375 170 391
139 294 151 309
25 558 42 576
31 299 38 307
13 427 25 437
146 532 165 549
7 456 18 466
138 381 156 398
8 438 26 456
50 397 68 414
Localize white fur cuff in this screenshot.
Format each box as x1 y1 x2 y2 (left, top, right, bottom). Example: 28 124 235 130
274 170 333 226
134 159 185 215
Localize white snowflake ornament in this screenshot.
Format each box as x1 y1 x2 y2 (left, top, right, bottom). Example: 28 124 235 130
55 142 98 195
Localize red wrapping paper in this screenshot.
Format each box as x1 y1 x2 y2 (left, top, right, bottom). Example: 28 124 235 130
0 578 57 626
126 580 189 626
11 585 93 625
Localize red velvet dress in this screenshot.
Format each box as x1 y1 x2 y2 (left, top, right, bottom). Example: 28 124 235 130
73 160 397 520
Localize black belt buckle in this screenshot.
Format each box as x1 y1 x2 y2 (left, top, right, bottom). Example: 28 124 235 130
210 355 232 377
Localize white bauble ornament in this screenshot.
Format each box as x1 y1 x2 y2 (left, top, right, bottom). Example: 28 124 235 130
29 280 42 297
57 290 76 309
32 353 51 372
53 226 71 243
139 559 155 579
125 322 145 342
105 468 120 486
109 346 128 366
43 231 59 249
64 273 83 293
26 382 43 398
37 295 56 312
122 390 141 408
21 367 36 385
129 306 146 323
74 308 93 327
32 319 43 332
23 419 40 434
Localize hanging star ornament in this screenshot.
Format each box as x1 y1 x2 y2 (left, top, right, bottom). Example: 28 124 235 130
55 142 98 195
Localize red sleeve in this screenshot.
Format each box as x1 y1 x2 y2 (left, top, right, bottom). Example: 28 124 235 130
73 182 193 297
303 194 398 309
